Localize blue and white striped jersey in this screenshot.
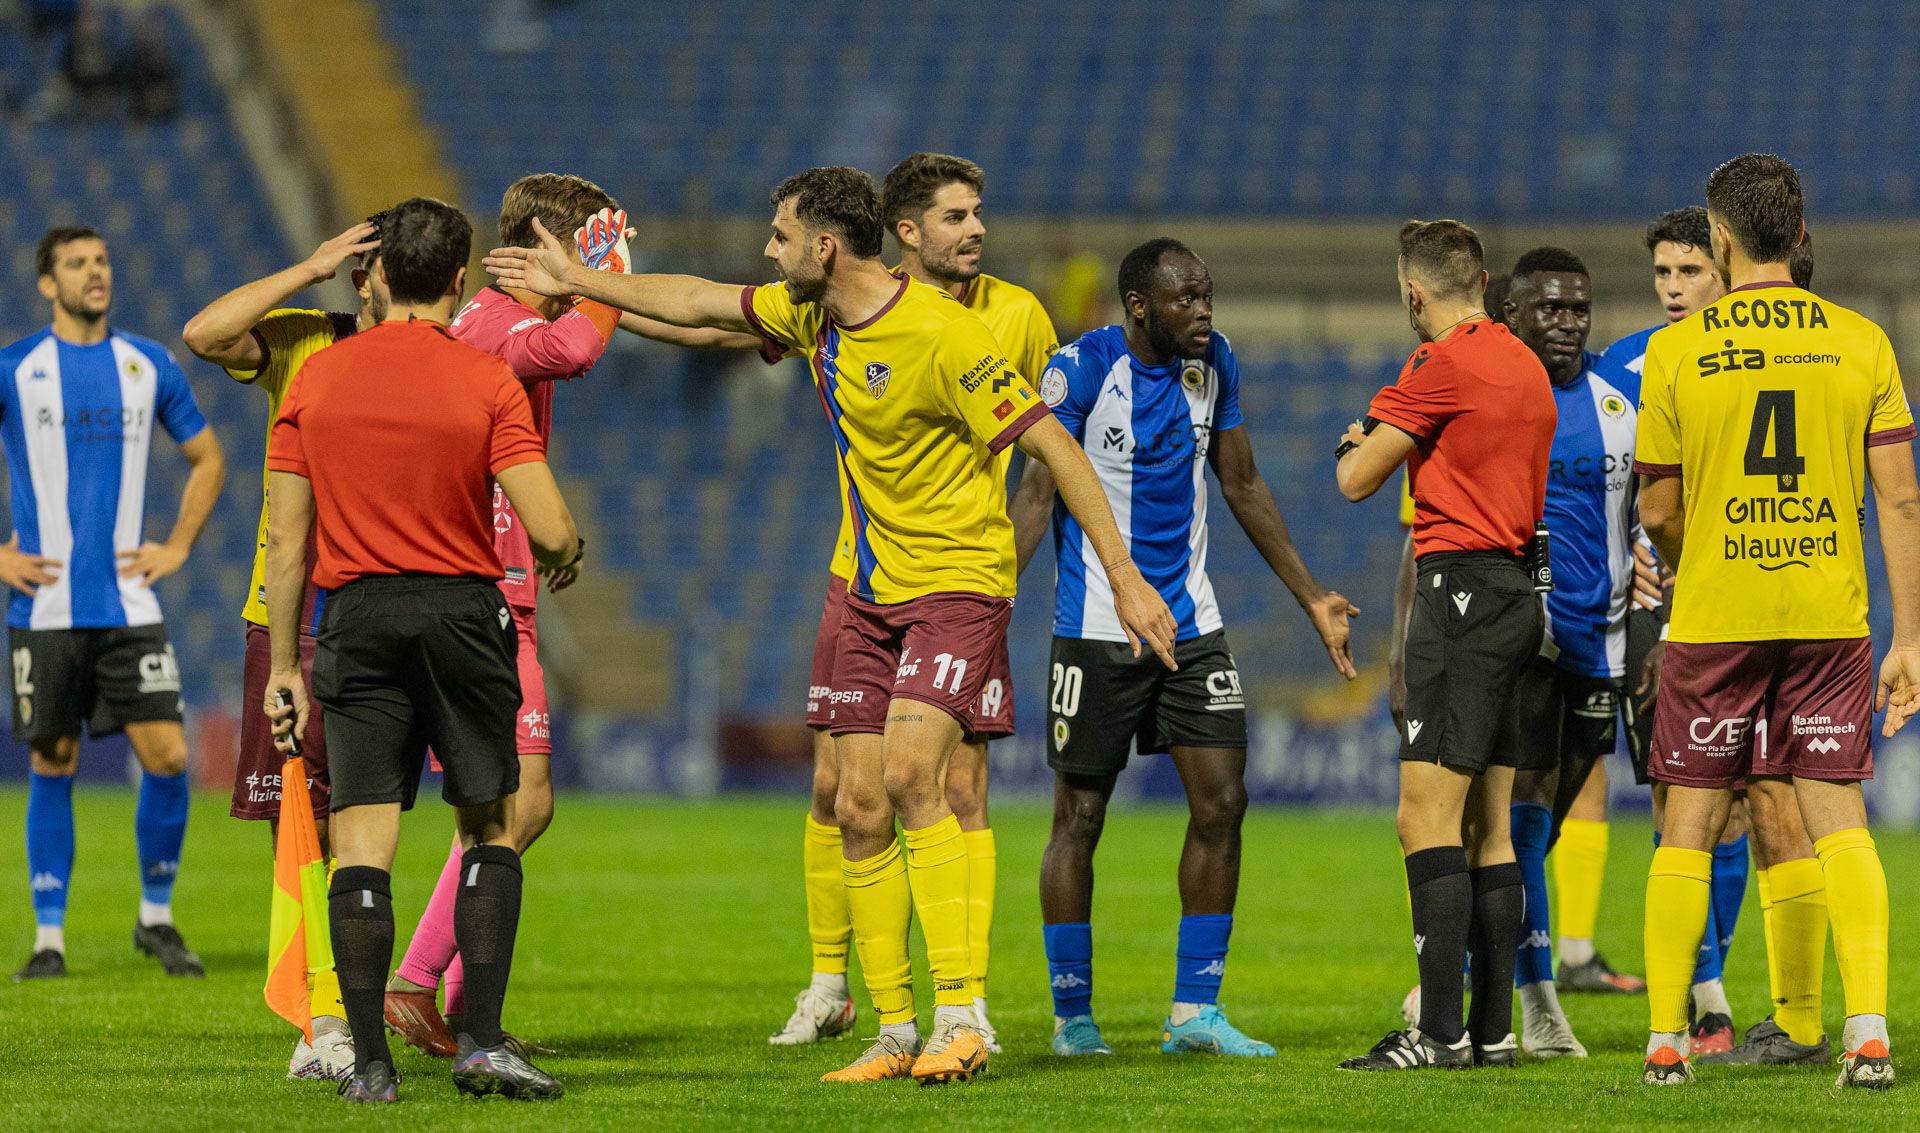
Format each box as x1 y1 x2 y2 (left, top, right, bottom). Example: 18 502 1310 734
1599 323 1659 376
1040 325 1243 643
1541 351 1641 678
0 328 208 629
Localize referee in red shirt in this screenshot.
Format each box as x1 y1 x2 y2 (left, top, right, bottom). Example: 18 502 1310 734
262 197 582 1104
1332 219 1556 1071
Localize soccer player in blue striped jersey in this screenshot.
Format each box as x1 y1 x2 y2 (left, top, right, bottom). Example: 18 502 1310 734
1 226 227 981
1593 208 1751 1056
1011 237 1357 1058
1498 247 1643 1059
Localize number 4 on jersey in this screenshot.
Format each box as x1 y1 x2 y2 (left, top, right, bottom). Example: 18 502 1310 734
1745 389 1805 492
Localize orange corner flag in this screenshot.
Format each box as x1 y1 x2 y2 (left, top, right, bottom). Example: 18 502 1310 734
265 757 333 1042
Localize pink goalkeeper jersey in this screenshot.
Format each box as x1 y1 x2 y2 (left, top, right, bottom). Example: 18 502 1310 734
449 285 609 611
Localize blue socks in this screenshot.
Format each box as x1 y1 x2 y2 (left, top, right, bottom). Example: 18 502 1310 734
1709 834 1749 966
1174 914 1232 1005
135 770 188 912
27 773 75 932
1510 802 1554 986
1043 922 1093 1018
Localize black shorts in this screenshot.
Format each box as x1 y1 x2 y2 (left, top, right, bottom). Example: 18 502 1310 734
1401 552 1544 774
314 576 521 812
9 624 184 742
1046 630 1247 777
1623 606 1661 785
1510 658 1621 774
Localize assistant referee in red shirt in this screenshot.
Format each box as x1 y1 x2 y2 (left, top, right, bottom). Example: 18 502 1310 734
1332 219 1556 1072
262 197 582 1104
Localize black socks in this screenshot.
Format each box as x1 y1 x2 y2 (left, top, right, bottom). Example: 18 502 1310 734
329 865 395 1073
1466 861 1525 1047
1405 846 1471 1045
453 843 524 1049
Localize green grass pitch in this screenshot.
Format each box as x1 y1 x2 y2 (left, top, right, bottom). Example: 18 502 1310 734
2 788 1918 1129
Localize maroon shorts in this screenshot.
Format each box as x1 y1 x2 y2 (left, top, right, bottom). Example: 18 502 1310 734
234 623 329 821
429 608 547 772
805 575 849 729
1650 637 1874 789
829 591 1013 736
965 636 1014 740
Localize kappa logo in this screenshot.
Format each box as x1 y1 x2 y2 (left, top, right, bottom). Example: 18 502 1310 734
1807 737 1841 754
1052 971 1089 990
1194 959 1226 977
1104 381 1128 401
865 361 891 398
1451 591 1472 615
29 872 63 892
1407 719 1424 744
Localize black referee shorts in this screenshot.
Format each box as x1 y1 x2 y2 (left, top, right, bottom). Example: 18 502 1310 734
1400 551 1544 775
313 575 522 812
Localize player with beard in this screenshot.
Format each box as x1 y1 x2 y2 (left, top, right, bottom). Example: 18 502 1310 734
1012 237 1358 1058
182 217 386 1080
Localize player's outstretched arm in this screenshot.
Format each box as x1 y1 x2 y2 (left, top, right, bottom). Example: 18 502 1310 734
1868 442 1920 734
618 312 771 352
182 221 379 371
1016 415 1177 668
1007 455 1056 578
1637 473 1685 567
263 469 314 749
120 428 225 586
1334 419 1416 502
484 218 752 334
1212 425 1358 679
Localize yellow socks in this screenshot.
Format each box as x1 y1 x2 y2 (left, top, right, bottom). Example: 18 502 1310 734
1815 827 1887 1019
1766 856 1829 1045
1644 845 1713 1034
1552 818 1609 947
902 815 973 1008
803 815 852 976
842 838 915 1024
964 827 996 1001
1754 859 1779 1006
310 967 345 1020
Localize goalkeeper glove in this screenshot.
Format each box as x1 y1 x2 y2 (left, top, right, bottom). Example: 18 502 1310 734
576 207 632 274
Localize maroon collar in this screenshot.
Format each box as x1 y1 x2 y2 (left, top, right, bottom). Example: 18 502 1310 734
836 270 909 332
1730 280 1799 293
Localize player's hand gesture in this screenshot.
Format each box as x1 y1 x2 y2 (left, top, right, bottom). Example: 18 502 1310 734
1631 542 1664 610
484 218 575 297
302 221 380 283
1109 563 1178 670
575 207 633 274
1875 644 1920 737
1306 590 1361 680
0 534 60 595
265 671 310 754
118 541 187 585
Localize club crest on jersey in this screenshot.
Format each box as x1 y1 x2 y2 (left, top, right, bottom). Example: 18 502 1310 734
864 361 890 398
1600 393 1627 418
1180 364 1205 391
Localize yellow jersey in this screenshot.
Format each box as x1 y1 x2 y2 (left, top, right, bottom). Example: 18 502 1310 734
228 308 355 628
745 273 1048 603
826 272 1058 580
1635 283 1915 642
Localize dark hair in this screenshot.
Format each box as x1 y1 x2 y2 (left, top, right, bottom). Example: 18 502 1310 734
377 197 471 305
1790 227 1814 288
1116 236 1195 301
1397 219 1483 298
37 226 104 277
1510 246 1589 282
1705 153 1804 264
770 167 884 259
358 209 387 270
1483 273 1511 322
881 152 985 230
1644 206 1711 254
499 172 615 249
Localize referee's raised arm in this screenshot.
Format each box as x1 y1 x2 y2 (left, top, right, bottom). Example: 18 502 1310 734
260 196 574 1104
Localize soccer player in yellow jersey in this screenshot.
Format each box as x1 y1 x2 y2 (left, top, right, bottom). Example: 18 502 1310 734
181 217 384 1081
1635 154 1920 1090
488 166 1175 1085
769 152 1059 1051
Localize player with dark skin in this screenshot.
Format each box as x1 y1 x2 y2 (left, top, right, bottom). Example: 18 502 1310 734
1011 247 1358 927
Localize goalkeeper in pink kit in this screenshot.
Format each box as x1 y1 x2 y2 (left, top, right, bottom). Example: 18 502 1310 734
383 175 630 1055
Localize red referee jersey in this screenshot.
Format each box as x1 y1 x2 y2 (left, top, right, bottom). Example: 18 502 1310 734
265 319 547 589
1368 319 1555 557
